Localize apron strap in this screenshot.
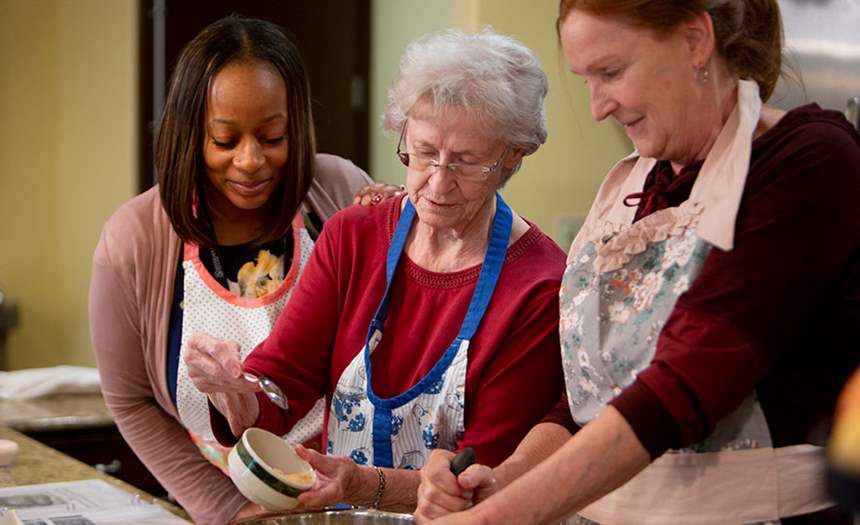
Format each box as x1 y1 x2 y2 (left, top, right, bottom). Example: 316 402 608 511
363 194 512 466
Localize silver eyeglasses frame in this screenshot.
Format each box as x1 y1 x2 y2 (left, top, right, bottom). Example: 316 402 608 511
395 122 507 181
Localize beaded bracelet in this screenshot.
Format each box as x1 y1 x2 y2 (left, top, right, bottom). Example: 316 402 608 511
371 466 386 509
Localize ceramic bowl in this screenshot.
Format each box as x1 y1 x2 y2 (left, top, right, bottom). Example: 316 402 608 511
228 427 317 511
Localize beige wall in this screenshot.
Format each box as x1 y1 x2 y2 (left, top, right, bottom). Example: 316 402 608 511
370 0 632 247
369 0 453 186
0 0 137 369
455 0 632 247
0 1 627 369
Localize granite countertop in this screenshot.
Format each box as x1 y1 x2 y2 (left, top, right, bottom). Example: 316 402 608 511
0 393 114 432
0 425 188 519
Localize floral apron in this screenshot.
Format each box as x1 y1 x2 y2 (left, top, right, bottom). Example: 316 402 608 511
326 194 512 469
560 81 832 525
175 213 325 472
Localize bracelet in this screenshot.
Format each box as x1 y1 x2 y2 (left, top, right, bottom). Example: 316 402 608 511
370 466 386 509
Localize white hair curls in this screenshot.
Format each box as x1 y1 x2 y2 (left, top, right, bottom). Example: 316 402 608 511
383 28 549 178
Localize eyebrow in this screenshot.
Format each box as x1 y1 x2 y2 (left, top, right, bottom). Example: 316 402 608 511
411 139 485 158
210 114 287 125
580 55 623 75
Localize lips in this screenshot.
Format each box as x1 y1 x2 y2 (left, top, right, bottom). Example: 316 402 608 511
621 116 645 134
423 197 458 209
227 178 272 198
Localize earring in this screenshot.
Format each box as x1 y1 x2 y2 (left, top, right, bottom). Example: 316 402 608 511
696 66 710 85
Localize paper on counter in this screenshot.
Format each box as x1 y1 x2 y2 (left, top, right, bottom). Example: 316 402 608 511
0 366 100 400
0 479 190 524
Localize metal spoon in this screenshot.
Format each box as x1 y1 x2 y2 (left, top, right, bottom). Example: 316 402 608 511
243 372 289 410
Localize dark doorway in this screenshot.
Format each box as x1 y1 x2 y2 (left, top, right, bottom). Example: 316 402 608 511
138 0 370 192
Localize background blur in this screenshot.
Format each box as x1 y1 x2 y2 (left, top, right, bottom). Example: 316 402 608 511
1 0 854 371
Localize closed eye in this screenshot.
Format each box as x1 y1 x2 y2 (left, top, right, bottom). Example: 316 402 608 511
601 68 621 81
262 136 286 145
212 139 237 149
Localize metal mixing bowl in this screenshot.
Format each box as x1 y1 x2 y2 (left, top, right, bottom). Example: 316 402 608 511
234 509 414 524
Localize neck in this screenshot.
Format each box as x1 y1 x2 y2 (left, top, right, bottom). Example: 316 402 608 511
670 77 738 174
204 185 268 245
406 196 498 273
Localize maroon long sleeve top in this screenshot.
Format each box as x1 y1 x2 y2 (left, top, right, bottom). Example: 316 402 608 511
544 105 860 474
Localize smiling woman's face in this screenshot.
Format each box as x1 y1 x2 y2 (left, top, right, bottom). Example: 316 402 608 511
203 60 289 218
559 9 705 163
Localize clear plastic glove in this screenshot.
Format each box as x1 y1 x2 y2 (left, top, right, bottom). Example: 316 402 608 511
184 332 260 437
414 449 497 524
353 182 406 206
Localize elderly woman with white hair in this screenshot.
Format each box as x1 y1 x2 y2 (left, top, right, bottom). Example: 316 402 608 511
184 28 566 512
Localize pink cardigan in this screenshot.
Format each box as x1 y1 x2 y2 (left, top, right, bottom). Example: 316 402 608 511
89 154 371 525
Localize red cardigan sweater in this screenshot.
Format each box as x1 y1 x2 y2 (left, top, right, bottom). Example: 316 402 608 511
218 196 566 467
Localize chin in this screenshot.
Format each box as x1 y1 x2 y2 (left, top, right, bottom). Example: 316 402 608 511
228 193 272 211
631 140 659 160
415 210 460 229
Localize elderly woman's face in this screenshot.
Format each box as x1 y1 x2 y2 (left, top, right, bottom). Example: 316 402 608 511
560 10 704 162
404 110 508 232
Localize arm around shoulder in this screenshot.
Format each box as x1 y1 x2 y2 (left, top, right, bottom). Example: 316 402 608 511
308 153 373 220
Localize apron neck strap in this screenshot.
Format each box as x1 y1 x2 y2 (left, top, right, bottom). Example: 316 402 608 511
370 193 513 343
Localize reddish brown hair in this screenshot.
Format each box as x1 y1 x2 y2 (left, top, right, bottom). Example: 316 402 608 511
156 15 316 245
557 0 784 100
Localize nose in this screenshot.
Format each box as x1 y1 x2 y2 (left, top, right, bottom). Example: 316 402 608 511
426 159 457 193
588 82 617 122
233 139 265 173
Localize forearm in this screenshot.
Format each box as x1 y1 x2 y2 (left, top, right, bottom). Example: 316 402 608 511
111 400 248 524
350 466 421 513
492 422 571 491
471 407 650 525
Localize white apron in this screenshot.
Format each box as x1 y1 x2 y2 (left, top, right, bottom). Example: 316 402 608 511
560 81 833 525
175 213 325 471
326 195 513 469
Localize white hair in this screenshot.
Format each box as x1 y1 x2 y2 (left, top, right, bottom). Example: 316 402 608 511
383 28 549 173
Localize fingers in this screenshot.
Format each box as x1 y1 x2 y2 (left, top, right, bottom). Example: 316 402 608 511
294 445 348 509
294 444 336 474
297 481 341 509
423 449 461 496
353 182 407 207
184 333 257 394
416 481 472 516
458 464 497 498
209 390 259 436
415 449 474 521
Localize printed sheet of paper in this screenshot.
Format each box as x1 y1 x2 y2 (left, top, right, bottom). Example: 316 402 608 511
0 479 190 525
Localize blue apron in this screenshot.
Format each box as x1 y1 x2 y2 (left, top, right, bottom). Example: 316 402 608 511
327 194 512 468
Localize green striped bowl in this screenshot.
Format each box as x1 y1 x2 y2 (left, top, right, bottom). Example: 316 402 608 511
228 428 317 511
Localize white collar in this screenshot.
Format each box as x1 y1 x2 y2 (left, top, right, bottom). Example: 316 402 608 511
605 80 763 251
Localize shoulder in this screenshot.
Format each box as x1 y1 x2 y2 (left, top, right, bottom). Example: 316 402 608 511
748 104 860 201
315 193 399 248
307 154 373 220
498 222 566 307
95 186 174 268
756 104 860 168
315 153 370 183
507 223 566 276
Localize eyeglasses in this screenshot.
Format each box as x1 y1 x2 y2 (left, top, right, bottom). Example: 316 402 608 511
395 123 507 182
